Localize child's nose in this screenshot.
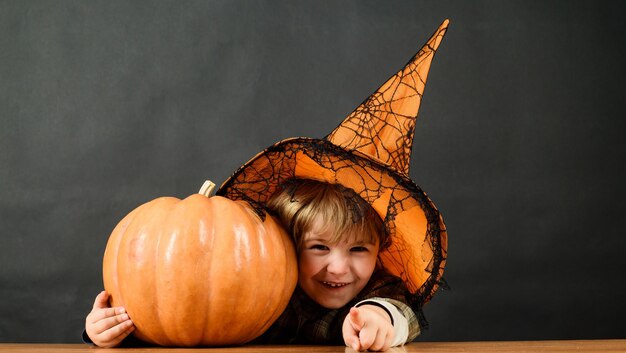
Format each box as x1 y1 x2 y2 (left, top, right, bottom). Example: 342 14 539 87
326 253 350 275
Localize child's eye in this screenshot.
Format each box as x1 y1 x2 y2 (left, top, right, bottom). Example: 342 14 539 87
310 244 329 251
350 246 369 252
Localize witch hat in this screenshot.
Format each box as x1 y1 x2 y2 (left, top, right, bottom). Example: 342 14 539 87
218 20 449 310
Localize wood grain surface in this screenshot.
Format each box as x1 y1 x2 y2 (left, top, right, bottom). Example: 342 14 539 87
1 340 625 353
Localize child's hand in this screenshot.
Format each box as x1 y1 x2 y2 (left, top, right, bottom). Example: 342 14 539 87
342 305 394 352
85 291 135 347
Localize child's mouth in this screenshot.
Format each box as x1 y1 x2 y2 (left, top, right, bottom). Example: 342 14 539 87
322 281 349 288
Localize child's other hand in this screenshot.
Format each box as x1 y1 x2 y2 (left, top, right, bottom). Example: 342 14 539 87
342 305 394 352
85 291 135 347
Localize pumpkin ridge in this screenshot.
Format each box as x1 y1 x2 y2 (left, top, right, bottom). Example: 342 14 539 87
241 205 273 342
206 196 240 343
158 197 187 345
151 197 180 346
248 213 295 340
196 196 216 346
236 200 297 341
198 195 218 345
228 198 261 342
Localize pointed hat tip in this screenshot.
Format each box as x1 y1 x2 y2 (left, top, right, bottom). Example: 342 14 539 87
427 19 450 52
326 19 450 175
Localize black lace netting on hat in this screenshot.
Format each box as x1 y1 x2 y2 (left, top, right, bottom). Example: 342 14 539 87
217 138 448 322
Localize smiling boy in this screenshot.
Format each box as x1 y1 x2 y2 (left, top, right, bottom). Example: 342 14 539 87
258 178 420 351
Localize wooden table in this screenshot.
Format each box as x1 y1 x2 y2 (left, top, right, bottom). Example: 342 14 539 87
1 340 625 352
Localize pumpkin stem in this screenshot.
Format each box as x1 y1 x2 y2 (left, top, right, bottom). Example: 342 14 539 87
199 180 216 197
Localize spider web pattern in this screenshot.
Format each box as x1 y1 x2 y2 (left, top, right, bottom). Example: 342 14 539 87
326 21 448 177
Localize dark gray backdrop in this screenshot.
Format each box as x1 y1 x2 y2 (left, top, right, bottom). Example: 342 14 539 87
1 0 625 344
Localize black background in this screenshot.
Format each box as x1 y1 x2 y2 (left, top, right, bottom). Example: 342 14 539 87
1 0 625 343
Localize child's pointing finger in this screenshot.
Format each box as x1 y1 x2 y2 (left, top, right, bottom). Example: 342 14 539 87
346 307 367 351
349 307 365 331
343 308 366 351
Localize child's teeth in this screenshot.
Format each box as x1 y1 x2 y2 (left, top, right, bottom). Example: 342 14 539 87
324 282 347 287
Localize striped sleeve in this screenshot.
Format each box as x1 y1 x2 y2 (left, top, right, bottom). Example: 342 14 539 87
356 297 421 345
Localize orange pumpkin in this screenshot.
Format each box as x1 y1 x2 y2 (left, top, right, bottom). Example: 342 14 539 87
102 181 298 346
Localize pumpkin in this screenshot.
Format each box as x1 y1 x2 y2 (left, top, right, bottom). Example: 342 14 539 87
102 181 298 346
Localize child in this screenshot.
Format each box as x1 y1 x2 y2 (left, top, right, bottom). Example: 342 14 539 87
257 178 421 350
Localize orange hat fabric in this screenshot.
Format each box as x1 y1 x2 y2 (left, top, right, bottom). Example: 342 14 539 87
218 20 449 309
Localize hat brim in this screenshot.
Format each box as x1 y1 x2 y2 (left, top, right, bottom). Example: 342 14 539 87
217 137 447 306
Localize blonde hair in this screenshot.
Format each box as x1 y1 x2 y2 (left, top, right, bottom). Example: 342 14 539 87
267 179 388 250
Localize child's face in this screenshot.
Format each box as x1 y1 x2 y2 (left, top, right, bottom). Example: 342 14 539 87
297 217 379 309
